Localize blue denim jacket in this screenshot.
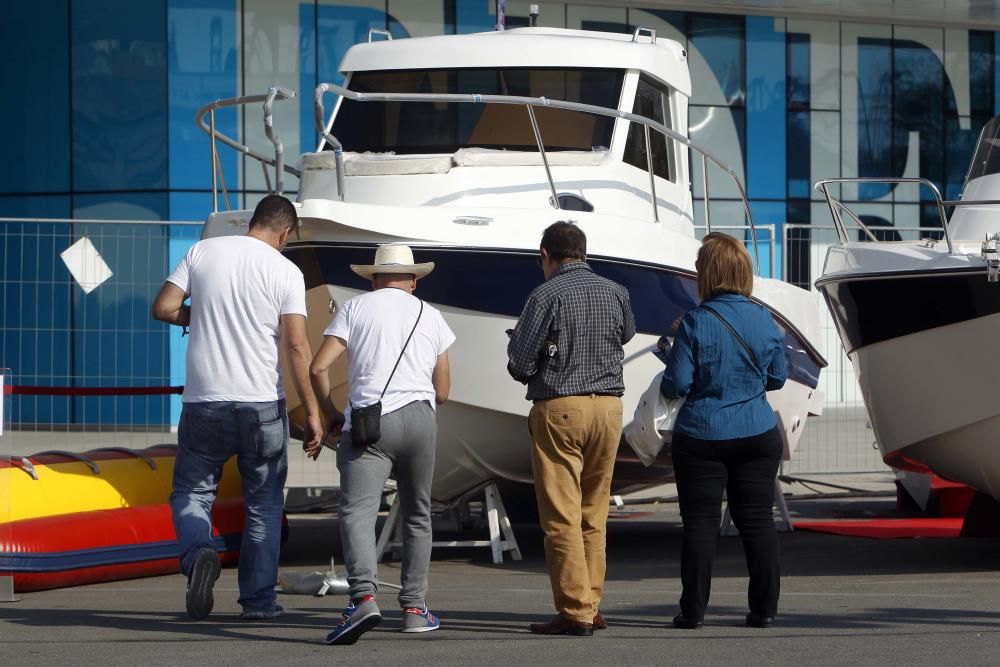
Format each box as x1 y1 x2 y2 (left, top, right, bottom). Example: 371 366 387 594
660 293 787 440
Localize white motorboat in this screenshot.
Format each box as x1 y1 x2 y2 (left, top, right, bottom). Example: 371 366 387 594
197 27 827 503
815 116 1000 500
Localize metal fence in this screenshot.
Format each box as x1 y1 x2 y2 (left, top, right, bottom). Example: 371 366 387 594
0 217 341 489
0 217 921 478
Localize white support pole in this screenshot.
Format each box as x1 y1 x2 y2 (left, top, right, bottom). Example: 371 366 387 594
1 369 18 602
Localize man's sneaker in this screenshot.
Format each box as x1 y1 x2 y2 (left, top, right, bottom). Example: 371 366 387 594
325 595 382 645
401 605 441 633
240 604 285 621
185 547 221 620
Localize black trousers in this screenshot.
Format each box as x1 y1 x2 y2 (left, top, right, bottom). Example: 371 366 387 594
671 426 783 620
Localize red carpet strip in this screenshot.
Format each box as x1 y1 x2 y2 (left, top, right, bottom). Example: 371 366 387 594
793 518 964 539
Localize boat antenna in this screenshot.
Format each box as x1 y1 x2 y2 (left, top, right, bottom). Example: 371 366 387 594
529 4 539 27
496 0 506 31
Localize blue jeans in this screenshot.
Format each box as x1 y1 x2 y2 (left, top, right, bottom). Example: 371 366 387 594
170 399 288 612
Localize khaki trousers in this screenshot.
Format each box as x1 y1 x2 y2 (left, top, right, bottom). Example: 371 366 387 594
529 394 623 623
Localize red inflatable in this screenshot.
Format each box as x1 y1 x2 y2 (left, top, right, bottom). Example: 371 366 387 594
0 499 255 592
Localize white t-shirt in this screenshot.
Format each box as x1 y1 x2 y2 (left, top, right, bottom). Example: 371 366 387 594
325 288 455 428
167 235 307 403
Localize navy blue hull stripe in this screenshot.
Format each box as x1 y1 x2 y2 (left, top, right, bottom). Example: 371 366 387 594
0 535 240 573
286 242 824 388
818 268 1000 354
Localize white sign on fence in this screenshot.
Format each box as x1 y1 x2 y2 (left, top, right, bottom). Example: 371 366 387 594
61 237 113 294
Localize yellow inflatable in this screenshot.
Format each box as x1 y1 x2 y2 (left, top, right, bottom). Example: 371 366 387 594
0 446 242 524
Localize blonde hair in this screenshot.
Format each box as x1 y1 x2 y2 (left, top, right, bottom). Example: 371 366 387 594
696 233 754 301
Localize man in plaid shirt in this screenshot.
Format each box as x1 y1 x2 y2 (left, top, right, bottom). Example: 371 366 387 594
507 221 635 637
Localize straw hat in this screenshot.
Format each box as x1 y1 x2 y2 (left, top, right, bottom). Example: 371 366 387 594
350 244 435 279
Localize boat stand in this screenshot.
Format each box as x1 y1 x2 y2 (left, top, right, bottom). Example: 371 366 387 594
376 481 523 565
720 473 793 536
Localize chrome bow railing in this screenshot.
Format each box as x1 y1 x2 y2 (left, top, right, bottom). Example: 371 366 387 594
195 86 299 212
313 81 764 273
815 177 1000 255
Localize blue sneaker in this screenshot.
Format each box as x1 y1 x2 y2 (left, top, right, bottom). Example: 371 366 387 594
402 605 440 633
325 596 382 645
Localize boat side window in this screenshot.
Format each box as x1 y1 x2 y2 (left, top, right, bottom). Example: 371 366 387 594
622 74 673 182
331 67 625 154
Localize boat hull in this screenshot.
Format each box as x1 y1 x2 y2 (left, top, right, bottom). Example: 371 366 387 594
290 241 824 503
818 265 1000 499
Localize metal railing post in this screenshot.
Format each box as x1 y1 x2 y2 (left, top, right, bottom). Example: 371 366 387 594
702 154 711 233
525 104 560 210
209 110 218 214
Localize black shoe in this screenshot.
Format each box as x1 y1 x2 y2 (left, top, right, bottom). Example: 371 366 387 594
529 614 594 637
672 614 703 629
745 614 774 628
186 548 221 620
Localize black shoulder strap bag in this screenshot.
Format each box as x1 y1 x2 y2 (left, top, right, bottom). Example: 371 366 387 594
350 300 424 448
700 303 766 384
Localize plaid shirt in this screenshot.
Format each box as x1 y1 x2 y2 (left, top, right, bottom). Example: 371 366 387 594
507 261 635 401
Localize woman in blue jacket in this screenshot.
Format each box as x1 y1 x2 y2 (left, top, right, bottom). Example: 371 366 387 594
661 233 787 630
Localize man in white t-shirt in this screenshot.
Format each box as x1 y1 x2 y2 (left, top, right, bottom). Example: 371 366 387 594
151 195 323 622
308 244 454 646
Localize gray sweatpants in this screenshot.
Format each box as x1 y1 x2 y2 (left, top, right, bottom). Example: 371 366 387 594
336 399 437 608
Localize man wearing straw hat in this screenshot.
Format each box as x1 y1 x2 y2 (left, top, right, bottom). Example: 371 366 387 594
309 243 455 645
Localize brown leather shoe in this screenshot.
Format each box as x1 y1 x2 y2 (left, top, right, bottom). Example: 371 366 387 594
593 611 608 630
529 614 594 637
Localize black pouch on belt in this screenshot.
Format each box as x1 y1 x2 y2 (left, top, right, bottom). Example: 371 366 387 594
350 401 383 447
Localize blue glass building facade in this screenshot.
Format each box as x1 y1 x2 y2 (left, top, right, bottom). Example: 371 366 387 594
2 1 998 426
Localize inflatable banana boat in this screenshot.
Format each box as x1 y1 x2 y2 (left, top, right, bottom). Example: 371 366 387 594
0 445 248 592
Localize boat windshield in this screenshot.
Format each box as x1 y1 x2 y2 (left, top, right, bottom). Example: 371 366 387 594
331 67 625 154
965 116 1000 182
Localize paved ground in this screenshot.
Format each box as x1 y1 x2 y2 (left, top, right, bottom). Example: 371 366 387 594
4 497 1000 666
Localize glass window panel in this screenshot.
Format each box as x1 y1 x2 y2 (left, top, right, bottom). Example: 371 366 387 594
168 0 239 192
623 75 674 181
72 0 167 192
689 13 745 107
856 36 893 200
388 1 447 38
73 193 168 221
0 0 70 194
456 0 494 33
334 68 624 154
969 31 994 118
943 29 970 119
811 110 841 201
787 18 839 111
894 30 944 202
746 17 786 200
567 6 627 34
243 0 302 194
787 32 810 110
690 106 745 200
788 111 810 198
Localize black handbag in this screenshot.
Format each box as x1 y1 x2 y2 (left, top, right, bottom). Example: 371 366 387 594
349 300 424 448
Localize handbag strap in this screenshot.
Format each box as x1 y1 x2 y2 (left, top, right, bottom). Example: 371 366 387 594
700 303 763 377
378 299 424 401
